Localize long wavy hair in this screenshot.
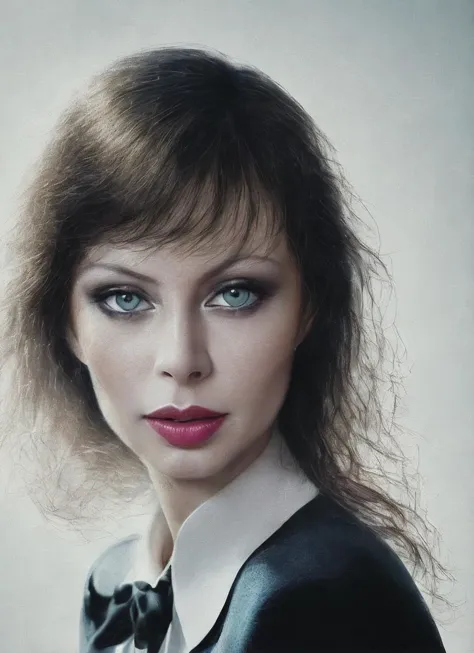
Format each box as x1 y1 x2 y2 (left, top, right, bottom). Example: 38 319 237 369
0 47 452 611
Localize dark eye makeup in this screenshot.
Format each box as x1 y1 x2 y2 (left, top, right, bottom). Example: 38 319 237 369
86 278 276 320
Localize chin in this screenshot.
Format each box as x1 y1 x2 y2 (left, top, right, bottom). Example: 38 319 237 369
144 441 228 480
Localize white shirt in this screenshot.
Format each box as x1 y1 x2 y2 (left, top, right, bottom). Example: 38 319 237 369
90 428 318 653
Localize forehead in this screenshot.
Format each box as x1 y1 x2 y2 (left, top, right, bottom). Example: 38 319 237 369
81 222 289 270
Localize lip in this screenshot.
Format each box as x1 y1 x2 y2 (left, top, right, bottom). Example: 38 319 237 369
145 414 227 448
144 405 225 421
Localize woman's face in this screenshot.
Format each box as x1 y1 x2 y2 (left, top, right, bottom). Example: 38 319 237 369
68 224 310 487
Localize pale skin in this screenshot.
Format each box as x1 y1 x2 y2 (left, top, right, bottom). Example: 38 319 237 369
68 222 313 566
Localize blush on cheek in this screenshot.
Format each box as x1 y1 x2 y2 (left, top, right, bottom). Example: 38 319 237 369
253 339 296 371
246 356 294 407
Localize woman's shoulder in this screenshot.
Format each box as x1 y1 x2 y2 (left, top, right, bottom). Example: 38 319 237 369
253 492 417 582
223 493 446 651
240 491 436 619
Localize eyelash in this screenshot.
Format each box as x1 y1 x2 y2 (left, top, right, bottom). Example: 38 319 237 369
89 280 273 320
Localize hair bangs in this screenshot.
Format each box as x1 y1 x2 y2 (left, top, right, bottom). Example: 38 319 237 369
74 91 286 260
107 175 284 263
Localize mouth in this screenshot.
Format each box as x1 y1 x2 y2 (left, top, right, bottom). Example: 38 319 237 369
144 414 227 447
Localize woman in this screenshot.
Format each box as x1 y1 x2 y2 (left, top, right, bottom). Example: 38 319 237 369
0 47 448 652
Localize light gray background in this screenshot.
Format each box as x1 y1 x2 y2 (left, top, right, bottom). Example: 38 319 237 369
0 1 472 652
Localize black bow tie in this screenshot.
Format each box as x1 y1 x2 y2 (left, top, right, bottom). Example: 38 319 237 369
84 565 174 652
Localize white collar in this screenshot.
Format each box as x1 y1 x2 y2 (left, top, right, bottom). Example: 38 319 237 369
125 428 318 651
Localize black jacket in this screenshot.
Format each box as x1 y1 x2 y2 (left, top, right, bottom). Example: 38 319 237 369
191 493 445 653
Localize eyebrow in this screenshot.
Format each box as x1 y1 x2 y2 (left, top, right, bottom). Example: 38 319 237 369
79 254 280 284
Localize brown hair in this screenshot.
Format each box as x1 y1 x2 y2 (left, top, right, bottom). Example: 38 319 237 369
0 47 453 611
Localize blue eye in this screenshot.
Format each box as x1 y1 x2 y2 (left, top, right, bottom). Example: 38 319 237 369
211 286 259 310
113 292 144 312
93 290 151 317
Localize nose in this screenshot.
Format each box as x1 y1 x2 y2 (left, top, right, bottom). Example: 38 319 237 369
152 311 212 384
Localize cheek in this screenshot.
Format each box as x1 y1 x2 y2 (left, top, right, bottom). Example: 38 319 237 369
88 344 139 392
84 341 142 445
75 319 141 403
221 318 297 402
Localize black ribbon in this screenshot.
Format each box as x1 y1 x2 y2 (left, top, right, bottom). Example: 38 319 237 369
84 565 174 652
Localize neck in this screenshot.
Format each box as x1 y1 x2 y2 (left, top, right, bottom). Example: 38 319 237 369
149 432 272 546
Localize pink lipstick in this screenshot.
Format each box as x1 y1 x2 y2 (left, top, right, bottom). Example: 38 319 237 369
144 405 227 448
